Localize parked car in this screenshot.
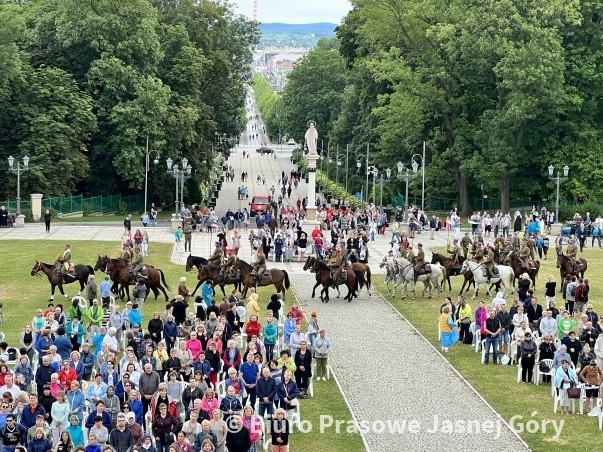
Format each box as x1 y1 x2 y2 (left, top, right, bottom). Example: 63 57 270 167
287 139 296 145
256 147 274 154
249 195 271 216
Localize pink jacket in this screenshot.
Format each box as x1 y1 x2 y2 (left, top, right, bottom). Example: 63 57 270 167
201 397 219 414
186 339 202 360
243 415 262 443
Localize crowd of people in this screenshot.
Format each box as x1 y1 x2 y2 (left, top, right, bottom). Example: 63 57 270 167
0 260 332 452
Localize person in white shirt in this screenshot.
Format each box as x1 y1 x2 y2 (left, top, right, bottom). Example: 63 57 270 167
102 327 120 355
539 310 557 338
289 325 306 357
0 374 20 400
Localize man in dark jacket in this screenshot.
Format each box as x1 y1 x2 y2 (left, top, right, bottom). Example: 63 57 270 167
256 367 277 418
171 296 188 325
225 415 251 452
109 413 135 452
35 356 54 394
20 394 46 430
526 297 543 331
267 294 281 320
182 377 204 415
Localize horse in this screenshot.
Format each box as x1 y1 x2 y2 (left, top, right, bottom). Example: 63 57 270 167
302 257 341 299
95 255 170 302
304 258 366 302
31 261 94 301
460 260 514 299
350 262 372 296
185 254 208 272
232 259 291 299
380 257 444 299
556 253 587 290
430 253 467 291
190 264 241 297
504 251 540 289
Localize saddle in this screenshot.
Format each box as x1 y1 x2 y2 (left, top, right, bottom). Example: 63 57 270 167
491 267 499 275
416 264 431 276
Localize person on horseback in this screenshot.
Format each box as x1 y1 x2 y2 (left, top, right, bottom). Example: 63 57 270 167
518 240 533 271
327 248 344 289
220 250 237 280
472 242 484 264
413 243 426 282
460 233 472 258
483 244 495 282
208 242 224 268
252 249 267 284
129 248 145 281
447 238 461 267
57 243 74 280
526 235 537 260
566 238 579 273
121 243 133 263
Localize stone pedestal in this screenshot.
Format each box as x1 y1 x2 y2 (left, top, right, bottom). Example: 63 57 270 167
30 193 43 221
171 217 183 232
15 214 25 228
303 153 321 235
549 222 562 236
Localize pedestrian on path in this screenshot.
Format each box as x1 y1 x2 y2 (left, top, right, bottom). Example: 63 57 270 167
313 329 330 381
44 209 52 233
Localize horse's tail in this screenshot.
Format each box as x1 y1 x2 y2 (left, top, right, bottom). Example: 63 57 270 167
283 270 291 289
87 265 95 275
365 266 372 288
354 270 366 290
159 269 171 291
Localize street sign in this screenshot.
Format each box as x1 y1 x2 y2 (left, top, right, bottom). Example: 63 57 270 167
355 192 362 200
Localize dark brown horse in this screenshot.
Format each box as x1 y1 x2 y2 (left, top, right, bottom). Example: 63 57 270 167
430 253 467 291
31 261 94 301
190 264 242 297
504 251 540 289
556 252 587 291
95 256 170 301
232 259 291 299
304 257 366 302
185 254 208 272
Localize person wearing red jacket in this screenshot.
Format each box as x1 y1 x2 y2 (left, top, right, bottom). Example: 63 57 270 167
57 361 77 390
245 316 261 342
222 340 241 373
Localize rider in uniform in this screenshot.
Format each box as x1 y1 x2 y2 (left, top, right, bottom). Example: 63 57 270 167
483 244 495 282
447 238 462 267
129 248 144 280
566 238 579 273
327 247 344 289
208 242 224 267
518 241 532 271
57 244 74 279
121 243 133 263
220 250 237 280
472 242 484 264
526 235 537 260
413 243 425 282
252 249 267 284
460 233 472 258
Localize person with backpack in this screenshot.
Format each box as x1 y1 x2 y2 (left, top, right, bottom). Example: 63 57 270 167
565 276 578 316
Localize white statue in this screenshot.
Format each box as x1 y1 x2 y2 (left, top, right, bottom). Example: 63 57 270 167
305 121 318 155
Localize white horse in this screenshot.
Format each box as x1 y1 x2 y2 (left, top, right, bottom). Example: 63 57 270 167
461 260 514 299
381 257 444 299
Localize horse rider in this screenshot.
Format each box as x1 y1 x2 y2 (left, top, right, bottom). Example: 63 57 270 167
207 241 224 268
447 238 462 267
483 244 496 282
460 233 472 258
220 250 237 280
413 243 426 282
121 243 133 263
472 242 484 264
252 249 267 284
57 243 74 279
494 235 506 254
512 233 521 252
518 240 532 271
566 238 579 273
327 247 344 289
385 249 397 276
526 234 537 260
129 248 145 280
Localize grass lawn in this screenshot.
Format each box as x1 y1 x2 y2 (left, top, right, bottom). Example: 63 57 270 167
372 246 603 452
0 239 362 451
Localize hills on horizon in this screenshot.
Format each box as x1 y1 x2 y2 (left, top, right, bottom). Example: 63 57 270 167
258 22 337 48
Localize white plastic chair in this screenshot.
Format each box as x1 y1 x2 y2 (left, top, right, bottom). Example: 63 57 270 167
474 328 482 353
553 384 583 414
535 359 555 386
217 380 226 398
288 403 301 429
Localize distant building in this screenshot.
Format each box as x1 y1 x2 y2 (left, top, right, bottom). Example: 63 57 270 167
258 47 309 91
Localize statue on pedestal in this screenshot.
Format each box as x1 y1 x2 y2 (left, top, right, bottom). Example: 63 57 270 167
305 121 318 156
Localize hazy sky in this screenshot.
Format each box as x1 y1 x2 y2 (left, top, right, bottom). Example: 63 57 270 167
230 0 352 24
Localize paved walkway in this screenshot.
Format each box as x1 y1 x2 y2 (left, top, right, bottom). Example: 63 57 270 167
289 273 528 451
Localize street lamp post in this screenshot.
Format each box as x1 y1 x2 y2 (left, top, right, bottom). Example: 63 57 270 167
356 155 368 204
166 157 193 217
388 161 417 219
345 144 350 192
335 154 346 185
7 155 29 215
411 140 426 211
144 135 160 213
547 164 569 224
370 166 378 205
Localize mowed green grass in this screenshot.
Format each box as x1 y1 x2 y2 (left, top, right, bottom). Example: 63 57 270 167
0 239 363 451
372 246 603 452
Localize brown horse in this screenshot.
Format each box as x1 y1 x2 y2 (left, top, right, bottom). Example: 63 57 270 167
232 259 291 299
95 256 170 301
31 261 94 301
190 265 242 297
556 252 587 291
430 253 467 291
504 251 540 289
304 257 366 302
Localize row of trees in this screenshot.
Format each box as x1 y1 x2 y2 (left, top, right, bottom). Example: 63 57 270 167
0 0 256 205
261 0 603 215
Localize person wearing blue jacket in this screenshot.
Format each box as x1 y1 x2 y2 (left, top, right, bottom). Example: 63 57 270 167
276 370 299 411
263 318 278 360
27 427 52 452
66 383 86 425
34 332 53 357
53 327 72 361
201 281 214 307
20 395 46 430
84 401 111 430
66 415 85 447
80 344 95 381
162 317 178 353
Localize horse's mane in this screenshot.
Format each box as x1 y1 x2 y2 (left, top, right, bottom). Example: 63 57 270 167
236 259 253 270
316 260 329 271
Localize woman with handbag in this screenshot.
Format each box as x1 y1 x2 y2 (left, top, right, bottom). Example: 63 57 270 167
554 360 579 414
439 306 459 353
519 332 537 383
152 403 178 452
277 370 299 416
